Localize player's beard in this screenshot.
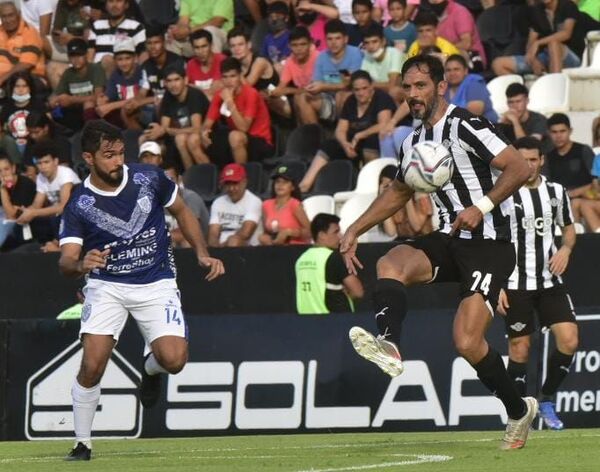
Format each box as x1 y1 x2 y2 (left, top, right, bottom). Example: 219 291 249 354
409 96 438 123
97 165 124 186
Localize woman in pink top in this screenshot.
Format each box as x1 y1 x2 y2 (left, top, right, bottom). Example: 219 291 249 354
259 165 311 245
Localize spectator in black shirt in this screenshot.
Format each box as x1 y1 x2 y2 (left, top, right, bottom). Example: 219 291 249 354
546 113 595 220
0 153 37 250
141 63 210 170
299 70 395 193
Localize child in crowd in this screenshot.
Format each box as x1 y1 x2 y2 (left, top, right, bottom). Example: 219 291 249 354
384 0 417 53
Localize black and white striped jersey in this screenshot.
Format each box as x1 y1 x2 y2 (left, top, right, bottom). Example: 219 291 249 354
88 18 146 62
397 104 512 241
507 176 574 290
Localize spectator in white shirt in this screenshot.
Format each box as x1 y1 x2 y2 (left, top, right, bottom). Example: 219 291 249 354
208 163 262 247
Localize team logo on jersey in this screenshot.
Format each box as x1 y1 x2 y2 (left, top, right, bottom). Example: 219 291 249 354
81 304 92 322
441 139 451 150
137 196 152 213
77 195 96 209
510 322 527 332
549 198 559 207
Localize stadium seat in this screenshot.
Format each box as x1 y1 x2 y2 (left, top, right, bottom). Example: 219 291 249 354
311 160 355 196
486 74 524 116
594 146 600 155
244 161 265 195
590 45 600 68
339 193 391 242
279 124 323 163
528 73 570 115
182 164 218 201
302 195 335 221
334 157 397 206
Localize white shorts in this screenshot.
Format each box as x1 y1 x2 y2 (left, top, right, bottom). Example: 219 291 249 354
81 278 187 344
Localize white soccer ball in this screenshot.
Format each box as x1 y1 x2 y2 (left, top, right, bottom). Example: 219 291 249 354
401 140 454 193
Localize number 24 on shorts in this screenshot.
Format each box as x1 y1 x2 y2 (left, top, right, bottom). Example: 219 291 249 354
165 306 182 325
470 270 492 295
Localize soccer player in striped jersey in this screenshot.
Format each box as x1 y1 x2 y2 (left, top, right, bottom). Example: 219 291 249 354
340 55 537 450
498 137 578 431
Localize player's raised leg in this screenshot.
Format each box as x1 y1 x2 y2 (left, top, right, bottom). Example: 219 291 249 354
66 334 115 461
349 244 432 377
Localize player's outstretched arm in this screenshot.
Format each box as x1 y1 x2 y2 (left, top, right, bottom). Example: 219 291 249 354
451 145 530 234
340 180 413 275
168 193 225 281
59 243 110 278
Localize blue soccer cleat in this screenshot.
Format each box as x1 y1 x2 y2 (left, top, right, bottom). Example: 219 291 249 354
539 401 564 430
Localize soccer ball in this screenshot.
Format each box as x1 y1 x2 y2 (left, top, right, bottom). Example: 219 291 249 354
401 140 454 193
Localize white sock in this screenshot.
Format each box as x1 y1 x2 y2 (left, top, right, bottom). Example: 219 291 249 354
71 380 101 449
144 353 169 375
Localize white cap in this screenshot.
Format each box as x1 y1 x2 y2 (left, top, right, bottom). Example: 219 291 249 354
138 141 161 157
114 37 136 55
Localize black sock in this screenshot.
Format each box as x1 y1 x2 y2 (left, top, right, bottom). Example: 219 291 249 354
541 350 574 400
473 348 526 420
372 278 407 347
507 360 528 397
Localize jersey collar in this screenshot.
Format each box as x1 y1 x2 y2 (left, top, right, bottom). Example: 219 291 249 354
84 164 129 196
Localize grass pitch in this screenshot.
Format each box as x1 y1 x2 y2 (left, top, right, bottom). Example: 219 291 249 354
1 429 599 472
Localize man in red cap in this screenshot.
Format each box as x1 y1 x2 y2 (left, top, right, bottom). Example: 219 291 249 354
208 163 262 247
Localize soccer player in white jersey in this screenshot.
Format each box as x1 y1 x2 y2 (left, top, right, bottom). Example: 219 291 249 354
340 55 537 450
58 120 224 461
498 137 578 431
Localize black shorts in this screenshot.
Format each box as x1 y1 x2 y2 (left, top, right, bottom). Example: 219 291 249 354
503 285 576 338
207 127 275 167
403 231 515 313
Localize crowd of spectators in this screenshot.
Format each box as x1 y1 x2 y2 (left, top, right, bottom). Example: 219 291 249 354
0 0 600 255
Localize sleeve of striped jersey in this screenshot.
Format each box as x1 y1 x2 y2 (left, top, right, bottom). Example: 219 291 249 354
132 24 146 54
87 27 97 48
557 185 574 227
457 118 509 164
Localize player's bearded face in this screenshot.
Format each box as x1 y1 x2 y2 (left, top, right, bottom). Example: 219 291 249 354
95 140 124 185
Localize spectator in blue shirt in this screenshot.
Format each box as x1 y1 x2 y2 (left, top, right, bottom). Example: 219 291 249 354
261 1 291 72
443 54 498 123
294 19 363 125
384 0 417 53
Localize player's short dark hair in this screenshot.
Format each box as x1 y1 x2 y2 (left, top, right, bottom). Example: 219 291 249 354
227 26 249 42
388 0 407 8
505 82 529 98
221 56 242 74
350 69 373 85
446 54 468 69
289 25 312 42
514 136 543 155
32 139 60 161
363 22 384 39
414 10 438 28
26 110 51 128
163 62 186 78
81 120 123 156
547 113 571 129
325 19 347 36
190 28 212 45
352 0 373 10
145 23 166 40
401 54 445 85
311 213 340 241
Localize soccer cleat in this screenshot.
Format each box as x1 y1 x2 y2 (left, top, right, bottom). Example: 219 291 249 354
500 397 539 450
139 355 162 408
64 442 91 461
539 401 564 430
348 326 404 377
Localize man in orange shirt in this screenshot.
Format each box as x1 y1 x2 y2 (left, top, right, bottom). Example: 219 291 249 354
0 2 45 86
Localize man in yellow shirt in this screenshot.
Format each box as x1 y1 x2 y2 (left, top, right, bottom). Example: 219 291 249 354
407 11 459 60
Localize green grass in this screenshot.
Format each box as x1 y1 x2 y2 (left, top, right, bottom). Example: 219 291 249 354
1 429 599 471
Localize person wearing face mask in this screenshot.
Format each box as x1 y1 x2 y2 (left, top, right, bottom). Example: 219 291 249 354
428 0 487 71
0 71 46 165
295 0 341 52
261 1 292 71
360 23 405 104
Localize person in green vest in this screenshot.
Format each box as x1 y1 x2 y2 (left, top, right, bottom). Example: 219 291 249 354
296 213 364 314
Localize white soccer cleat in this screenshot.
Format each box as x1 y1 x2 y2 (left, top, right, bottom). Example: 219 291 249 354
349 326 404 377
500 397 539 450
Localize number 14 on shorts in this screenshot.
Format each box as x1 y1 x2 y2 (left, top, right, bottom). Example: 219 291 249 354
165 305 182 325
